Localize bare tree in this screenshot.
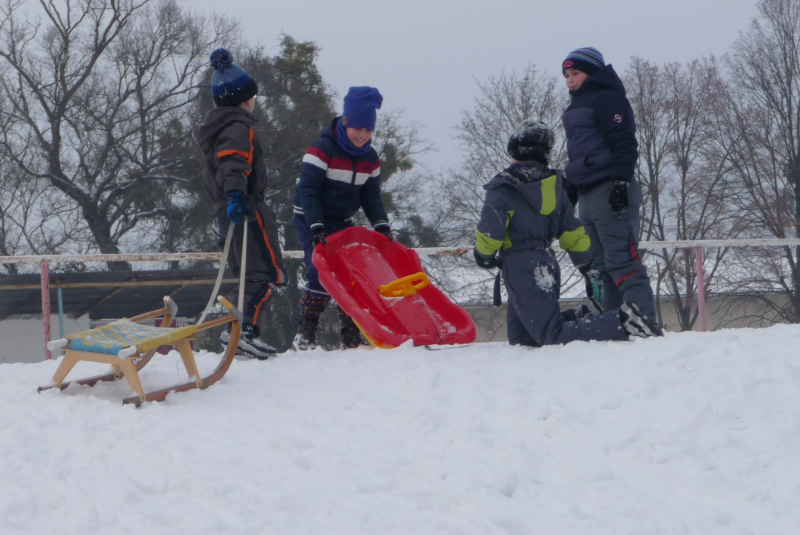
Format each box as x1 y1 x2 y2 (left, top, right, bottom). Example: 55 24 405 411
0 0 235 270
427 63 572 304
371 109 438 247
712 0 800 324
440 62 567 247
625 57 737 330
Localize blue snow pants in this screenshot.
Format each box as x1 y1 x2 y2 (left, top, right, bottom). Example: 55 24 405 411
578 179 657 317
503 247 628 346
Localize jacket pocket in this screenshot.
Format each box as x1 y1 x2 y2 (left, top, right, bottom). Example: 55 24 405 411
584 148 613 169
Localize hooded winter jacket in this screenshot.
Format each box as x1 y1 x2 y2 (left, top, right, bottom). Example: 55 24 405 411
293 117 388 229
561 65 638 188
475 161 591 266
192 107 267 203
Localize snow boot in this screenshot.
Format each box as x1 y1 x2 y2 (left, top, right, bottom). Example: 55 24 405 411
620 301 664 338
338 307 368 349
220 323 276 359
292 315 320 351
576 297 603 318
562 297 603 322
292 293 330 351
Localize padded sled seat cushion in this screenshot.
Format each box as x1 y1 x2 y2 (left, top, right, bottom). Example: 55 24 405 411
67 319 197 356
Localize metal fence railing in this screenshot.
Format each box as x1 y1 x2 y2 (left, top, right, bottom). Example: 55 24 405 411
2 238 799 360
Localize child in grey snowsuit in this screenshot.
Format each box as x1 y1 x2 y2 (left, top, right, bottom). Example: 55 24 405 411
192 49 287 359
561 47 662 336
474 120 658 346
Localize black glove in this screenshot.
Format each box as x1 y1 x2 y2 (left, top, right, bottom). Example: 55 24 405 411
226 191 251 224
565 182 579 206
374 224 393 240
608 180 629 213
311 226 327 246
473 248 500 269
578 260 604 302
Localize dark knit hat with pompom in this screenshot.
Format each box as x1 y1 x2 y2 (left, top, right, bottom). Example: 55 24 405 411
562 47 605 76
209 48 258 107
507 120 555 163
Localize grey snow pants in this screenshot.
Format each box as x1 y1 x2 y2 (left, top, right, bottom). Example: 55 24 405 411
578 179 656 317
215 200 286 325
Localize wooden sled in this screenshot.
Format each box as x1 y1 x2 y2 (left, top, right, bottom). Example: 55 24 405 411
38 295 242 406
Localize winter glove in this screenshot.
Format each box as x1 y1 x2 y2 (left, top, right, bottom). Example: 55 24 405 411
374 223 393 241
608 180 629 214
226 190 251 224
311 225 327 246
565 182 579 206
473 248 500 269
578 260 604 302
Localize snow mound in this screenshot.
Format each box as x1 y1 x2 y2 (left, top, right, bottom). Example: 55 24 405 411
2 325 800 534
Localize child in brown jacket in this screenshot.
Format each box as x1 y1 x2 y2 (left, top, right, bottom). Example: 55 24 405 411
192 48 286 359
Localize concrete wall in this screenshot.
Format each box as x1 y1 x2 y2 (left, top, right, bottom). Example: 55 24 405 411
0 315 90 364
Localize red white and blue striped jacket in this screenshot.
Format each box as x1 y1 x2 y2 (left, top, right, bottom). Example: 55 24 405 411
293 118 388 230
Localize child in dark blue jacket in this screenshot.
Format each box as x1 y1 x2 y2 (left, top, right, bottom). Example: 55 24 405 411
292 86 392 350
561 47 662 337
473 120 656 346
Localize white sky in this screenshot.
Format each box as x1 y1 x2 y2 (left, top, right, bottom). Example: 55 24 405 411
189 0 760 173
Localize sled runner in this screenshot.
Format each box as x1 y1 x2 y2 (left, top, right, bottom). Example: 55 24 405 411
38 295 242 406
313 226 476 348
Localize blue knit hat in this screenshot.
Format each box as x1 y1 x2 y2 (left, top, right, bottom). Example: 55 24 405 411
342 86 383 131
209 48 258 107
562 47 605 76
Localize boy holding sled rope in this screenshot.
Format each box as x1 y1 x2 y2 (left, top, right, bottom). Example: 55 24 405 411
193 48 287 359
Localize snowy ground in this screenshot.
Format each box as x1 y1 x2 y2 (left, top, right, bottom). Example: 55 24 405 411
3 325 800 534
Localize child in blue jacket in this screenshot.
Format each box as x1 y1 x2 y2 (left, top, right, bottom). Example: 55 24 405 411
474 120 659 345
292 86 392 350
561 47 662 337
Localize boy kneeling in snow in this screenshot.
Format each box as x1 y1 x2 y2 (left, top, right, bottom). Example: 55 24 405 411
474 120 660 346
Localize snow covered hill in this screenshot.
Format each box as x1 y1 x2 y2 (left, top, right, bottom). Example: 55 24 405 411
2 326 800 534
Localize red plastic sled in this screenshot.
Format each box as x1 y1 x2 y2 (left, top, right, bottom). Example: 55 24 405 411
313 226 477 348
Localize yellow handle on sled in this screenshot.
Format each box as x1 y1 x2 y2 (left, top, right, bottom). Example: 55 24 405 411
379 272 430 298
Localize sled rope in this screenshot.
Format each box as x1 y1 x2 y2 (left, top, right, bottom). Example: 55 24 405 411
197 220 235 326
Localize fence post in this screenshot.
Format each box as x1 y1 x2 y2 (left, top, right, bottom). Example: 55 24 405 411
41 261 52 360
695 246 707 332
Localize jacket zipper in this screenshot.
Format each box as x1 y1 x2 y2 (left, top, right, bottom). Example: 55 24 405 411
351 157 357 185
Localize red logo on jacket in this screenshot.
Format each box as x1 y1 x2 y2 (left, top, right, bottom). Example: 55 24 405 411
613 114 623 123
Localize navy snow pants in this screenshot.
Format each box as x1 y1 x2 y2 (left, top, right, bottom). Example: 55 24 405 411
292 213 353 295
503 248 627 346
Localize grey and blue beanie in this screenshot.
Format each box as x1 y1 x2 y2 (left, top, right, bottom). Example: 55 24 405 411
562 47 605 76
209 48 258 107
342 86 383 131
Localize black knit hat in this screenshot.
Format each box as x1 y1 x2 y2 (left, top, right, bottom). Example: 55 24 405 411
562 47 605 76
507 120 555 163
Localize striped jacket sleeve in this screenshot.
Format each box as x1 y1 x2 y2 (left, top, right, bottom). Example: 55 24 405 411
359 166 389 228
296 142 332 229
